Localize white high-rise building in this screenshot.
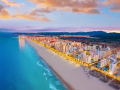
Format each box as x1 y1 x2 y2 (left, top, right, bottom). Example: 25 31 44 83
80 52 86 62
69 46 74 52
82 46 85 50
109 58 117 75
90 51 99 57
92 45 96 51
87 46 91 50
90 51 94 57
85 55 91 63
94 55 99 61
84 46 87 51
66 46 69 53
63 45 66 53
98 51 106 59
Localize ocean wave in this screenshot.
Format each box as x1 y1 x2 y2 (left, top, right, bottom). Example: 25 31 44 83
49 84 57 90
44 68 53 76
37 61 43 67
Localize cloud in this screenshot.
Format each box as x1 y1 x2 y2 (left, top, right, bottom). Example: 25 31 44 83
30 0 102 14
1 0 20 7
0 4 4 10
111 6 120 12
104 0 120 12
0 9 11 18
1 0 119 22
0 4 11 19
15 9 19 13
22 3 26 6
0 3 50 21
30 0 120 14
31 8 51 14
71 8 100 14
13 13 50 22
36 5 56 11
0 9 11 17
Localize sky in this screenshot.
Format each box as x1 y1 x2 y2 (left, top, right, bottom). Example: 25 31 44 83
0 0 120 32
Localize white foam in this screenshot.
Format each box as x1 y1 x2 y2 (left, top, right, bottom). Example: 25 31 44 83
37 61 42 67
49 84 57 90
44 68 53 76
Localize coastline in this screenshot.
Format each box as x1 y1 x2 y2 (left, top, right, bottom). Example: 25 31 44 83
26 39 114 90
26 39 73 90
46 62 74 90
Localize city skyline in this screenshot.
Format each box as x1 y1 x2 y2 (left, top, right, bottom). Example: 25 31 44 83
0 0 120 32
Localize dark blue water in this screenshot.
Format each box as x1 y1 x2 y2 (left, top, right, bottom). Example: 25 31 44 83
0 33 67 90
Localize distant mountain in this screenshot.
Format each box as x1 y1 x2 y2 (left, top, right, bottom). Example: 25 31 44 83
13 31 106 36
92 32 120 40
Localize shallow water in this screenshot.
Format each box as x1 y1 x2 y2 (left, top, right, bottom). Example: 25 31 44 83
0 33 67 90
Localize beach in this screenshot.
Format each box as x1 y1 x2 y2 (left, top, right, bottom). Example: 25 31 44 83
26 39 114 90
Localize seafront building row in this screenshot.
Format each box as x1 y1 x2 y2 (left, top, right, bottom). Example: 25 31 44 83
25 35 120 80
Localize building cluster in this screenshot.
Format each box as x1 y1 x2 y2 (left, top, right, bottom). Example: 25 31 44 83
27 36 120 77
60 35 93 38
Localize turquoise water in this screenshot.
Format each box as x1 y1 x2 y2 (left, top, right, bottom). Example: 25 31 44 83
0 33 67 90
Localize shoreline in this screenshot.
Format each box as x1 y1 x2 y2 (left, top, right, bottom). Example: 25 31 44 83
45 62 74 90
26 39 74 90
26 39 114 90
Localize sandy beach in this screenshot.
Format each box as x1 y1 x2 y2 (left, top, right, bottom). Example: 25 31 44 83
26 39 114 90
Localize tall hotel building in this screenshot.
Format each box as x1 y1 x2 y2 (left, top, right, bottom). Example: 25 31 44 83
80 52 86 62
98 51 106 59
85 55 91 63
109 58 117 75
92 45 96 51
63 44 69 53
94 55 99 61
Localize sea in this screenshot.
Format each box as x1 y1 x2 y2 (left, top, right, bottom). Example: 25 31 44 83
0 33 67 90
